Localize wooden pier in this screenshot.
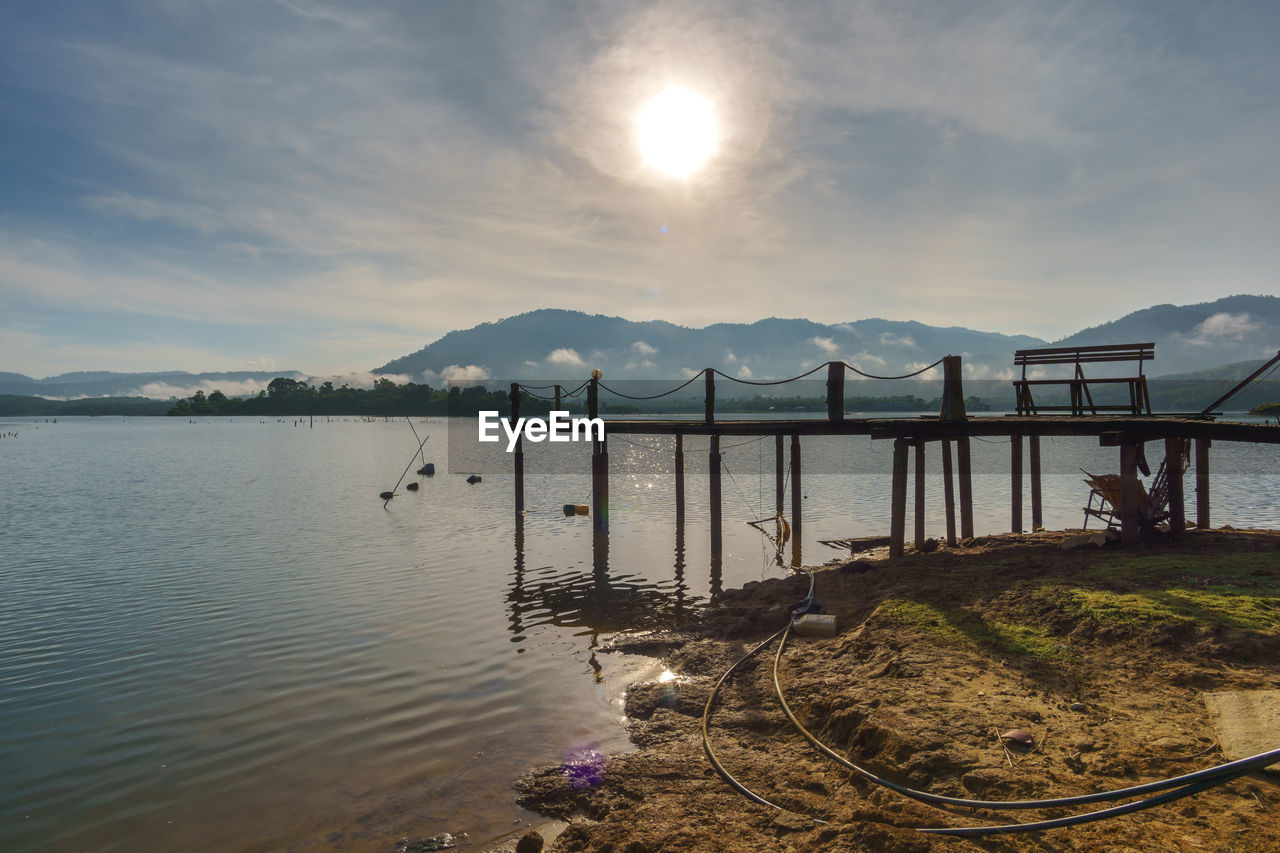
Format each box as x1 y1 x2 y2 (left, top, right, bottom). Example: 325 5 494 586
510 357 1280 564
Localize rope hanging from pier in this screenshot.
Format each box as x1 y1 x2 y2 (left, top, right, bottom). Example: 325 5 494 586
840 355 947 380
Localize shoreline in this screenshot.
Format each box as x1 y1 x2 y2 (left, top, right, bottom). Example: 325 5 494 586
508 527 1280 852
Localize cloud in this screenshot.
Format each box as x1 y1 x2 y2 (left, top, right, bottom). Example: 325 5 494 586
724 350 738 364
547 347 586 366
307 370 412 389
879 333 916 348
1187 312 1263 346
134 378 273 398
630 340 657 355
811 336 839 354
737 364 754 379
440 364 491 383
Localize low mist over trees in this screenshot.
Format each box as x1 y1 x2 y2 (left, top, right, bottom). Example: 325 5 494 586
167 378 519 417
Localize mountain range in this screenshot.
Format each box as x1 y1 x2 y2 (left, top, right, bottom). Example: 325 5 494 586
3 295 1276 399
377 295 1280 385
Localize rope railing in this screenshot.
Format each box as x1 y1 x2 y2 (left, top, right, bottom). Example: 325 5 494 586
511 356 961 423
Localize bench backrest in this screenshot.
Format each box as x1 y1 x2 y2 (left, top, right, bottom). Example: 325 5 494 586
1014 342 1154 373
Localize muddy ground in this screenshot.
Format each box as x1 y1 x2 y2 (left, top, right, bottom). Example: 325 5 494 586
512 528 1280 852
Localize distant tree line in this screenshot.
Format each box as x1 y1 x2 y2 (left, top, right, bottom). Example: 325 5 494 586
162 379 997 417
166 377 540 417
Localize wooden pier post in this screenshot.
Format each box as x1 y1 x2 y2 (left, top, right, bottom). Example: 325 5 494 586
775 434 784 518
941 438 957 546
592 434 609 535
1011 434 1023 533
704 369 715 424
914 441 926 548
1029 435 1043 532
675 434 685 527
510 384 524 517
588 372 600 419
790 434 802 566
1119 440 1141 545
827 361 845 422
890 438 908 558
1165 437 1185 536
554 384 562 411
957 437 974 539
710 435 723 568
1196 437 1211 529
940 355 968 422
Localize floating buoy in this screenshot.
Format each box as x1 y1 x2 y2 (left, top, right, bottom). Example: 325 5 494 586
575 504 589 516
406 482 419 491
466 474 482 484
379 491 394 500
417 463 436 476
563 504 575 516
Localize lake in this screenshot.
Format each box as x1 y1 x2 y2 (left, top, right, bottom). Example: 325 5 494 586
2 415 1277 851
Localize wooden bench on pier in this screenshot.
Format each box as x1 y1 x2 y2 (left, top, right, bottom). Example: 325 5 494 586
1013 343 1154 416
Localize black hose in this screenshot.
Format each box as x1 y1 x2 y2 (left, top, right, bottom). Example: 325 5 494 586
770 624 1280 811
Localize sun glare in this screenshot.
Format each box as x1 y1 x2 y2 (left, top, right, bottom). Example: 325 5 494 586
636 88 717 178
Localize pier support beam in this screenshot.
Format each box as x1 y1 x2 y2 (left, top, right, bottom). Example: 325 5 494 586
1120 440 1141 546
1196 437 1211 529
1029 435 1043 532
914 441 926 549
775 434 784 518
827 361 845 422
891 438 908 558
957 437 974 540
592 436 609 535
674 434 685 527
790 434 802 566
1011 434 1023 534
941 438 957 546
1165 437 1185 536
710 435 722 570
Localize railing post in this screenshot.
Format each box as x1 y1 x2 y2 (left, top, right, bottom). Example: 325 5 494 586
588 371 600 419
940 355 967 422
554 384 562 411
592 434 609 536
704 369 715 424
826 361 844 422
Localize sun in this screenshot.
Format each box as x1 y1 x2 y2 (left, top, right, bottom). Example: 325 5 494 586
635 87 718 178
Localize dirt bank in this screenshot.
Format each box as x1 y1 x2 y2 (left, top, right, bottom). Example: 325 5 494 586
514 528 1280 852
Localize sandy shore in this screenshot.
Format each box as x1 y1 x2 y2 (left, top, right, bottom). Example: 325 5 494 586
512 528 1280 852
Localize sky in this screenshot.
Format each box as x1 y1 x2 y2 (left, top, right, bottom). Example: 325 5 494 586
2 0 1279 378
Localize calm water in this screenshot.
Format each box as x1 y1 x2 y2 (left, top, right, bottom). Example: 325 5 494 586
1 415 1277 851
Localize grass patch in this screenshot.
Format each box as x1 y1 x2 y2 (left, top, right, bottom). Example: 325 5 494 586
874 599 1073 660
1067 587 1279 631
